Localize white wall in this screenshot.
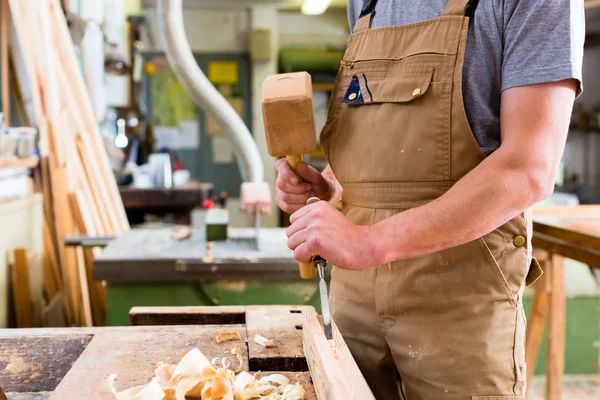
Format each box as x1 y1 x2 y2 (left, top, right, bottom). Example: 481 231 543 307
144 8 250 53
278 8 349 49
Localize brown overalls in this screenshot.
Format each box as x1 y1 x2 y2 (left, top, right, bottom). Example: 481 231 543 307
320 0 542 399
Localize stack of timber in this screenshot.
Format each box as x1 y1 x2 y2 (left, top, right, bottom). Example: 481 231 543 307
7 0 129 327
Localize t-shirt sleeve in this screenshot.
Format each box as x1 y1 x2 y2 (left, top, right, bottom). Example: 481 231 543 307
502 0 584 96
347 0 359 33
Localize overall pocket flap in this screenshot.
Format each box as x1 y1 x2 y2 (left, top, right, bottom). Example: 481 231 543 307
341 66 434 105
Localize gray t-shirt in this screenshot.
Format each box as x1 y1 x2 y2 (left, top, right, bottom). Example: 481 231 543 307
347 0 585 155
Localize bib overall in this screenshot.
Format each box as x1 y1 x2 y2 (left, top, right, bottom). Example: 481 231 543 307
320 0 541 398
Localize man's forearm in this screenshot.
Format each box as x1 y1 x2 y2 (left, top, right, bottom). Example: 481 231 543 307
366 80 576 266
369 149 552 265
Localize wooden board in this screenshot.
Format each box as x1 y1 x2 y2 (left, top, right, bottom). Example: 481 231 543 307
546 254 566 400
0 306 373 400
11 248 33 328
0 335 92 391
302 307 375 400
533 206 600 252
246 306 307 371
49 325 248 399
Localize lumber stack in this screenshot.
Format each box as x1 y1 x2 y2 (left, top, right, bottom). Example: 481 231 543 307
7 0 129 326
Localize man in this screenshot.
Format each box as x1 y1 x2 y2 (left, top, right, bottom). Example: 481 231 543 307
276 0 584 399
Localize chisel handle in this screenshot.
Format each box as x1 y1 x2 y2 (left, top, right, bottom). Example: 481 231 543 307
286 155 317 279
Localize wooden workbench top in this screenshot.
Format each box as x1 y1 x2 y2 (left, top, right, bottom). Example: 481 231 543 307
532 205 600 267
93 227 302 281
533 205 600 240
0 306 317 400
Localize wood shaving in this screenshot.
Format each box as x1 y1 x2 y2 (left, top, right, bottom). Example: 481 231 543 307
231 347 243 373
215 331 241 344
107 347 304 400
253 334 275 348
170 225 192 240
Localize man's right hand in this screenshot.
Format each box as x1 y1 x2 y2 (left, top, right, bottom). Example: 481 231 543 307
275 159 336 214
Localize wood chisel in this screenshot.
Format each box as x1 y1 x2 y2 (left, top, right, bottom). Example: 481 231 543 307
306 197 333 340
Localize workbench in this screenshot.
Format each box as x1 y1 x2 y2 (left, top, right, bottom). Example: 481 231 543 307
119 182 213 225
0 305 373 400
527 205 600 400
94 228 324 325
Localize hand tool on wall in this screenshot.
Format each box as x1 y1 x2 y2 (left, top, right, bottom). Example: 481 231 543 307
262 71 318 279
306 196 332 340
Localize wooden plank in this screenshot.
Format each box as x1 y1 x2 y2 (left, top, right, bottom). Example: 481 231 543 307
534 220 600 252
532 233 600 268
83 248 105 326
546 254 566 400
525 277 550 395
246 306 307 371
70 191 104 326
0 156 39 168
302 306 375 400
42 219 61 299
75 247 92 327
11 248 33 328
0 335 92 391
42 291 66 327
129 306 246 326
7 0 43 125
1 0 10 126
48 0 129 233
49 325 248 399
3 393 50 400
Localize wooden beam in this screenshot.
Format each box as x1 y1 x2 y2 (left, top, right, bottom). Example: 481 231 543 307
11 248 34 328
302 307 375 400
70 191 105 326
546 254 566 400
1 0 10 126
48 0 129 233
532 232 600 267
525 268 550 397
75 247 92 327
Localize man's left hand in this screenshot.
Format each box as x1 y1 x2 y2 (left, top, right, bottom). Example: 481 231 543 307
286 201 379 270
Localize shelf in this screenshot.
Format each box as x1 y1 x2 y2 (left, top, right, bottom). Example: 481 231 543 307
0 156 39 169
312 82 334 92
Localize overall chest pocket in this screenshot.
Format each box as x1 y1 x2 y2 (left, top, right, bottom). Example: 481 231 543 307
329 65 452 183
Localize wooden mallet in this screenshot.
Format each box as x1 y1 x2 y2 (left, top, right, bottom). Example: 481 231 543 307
262 71 318 279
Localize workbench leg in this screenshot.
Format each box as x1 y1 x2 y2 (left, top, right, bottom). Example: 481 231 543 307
525 276 549 398
546 254 565 400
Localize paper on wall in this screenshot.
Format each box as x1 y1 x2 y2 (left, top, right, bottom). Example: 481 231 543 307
211 136 234 164
154 120 199 150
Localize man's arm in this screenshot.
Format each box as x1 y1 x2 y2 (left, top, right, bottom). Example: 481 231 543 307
286 79 577 269
370 79 577 264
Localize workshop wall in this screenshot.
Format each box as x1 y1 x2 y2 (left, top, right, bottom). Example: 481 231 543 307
562 9 600 200
145 8 250 53
278 9 349 49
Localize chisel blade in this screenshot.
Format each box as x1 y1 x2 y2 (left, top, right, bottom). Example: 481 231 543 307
316 258 332 340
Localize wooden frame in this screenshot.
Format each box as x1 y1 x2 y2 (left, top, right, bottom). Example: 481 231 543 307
526 206 600 400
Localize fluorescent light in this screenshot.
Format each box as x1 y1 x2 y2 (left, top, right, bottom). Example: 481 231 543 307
302 0 333 15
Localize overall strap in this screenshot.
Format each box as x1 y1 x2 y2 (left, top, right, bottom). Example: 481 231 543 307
354 0 378 33
441 0 472 17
